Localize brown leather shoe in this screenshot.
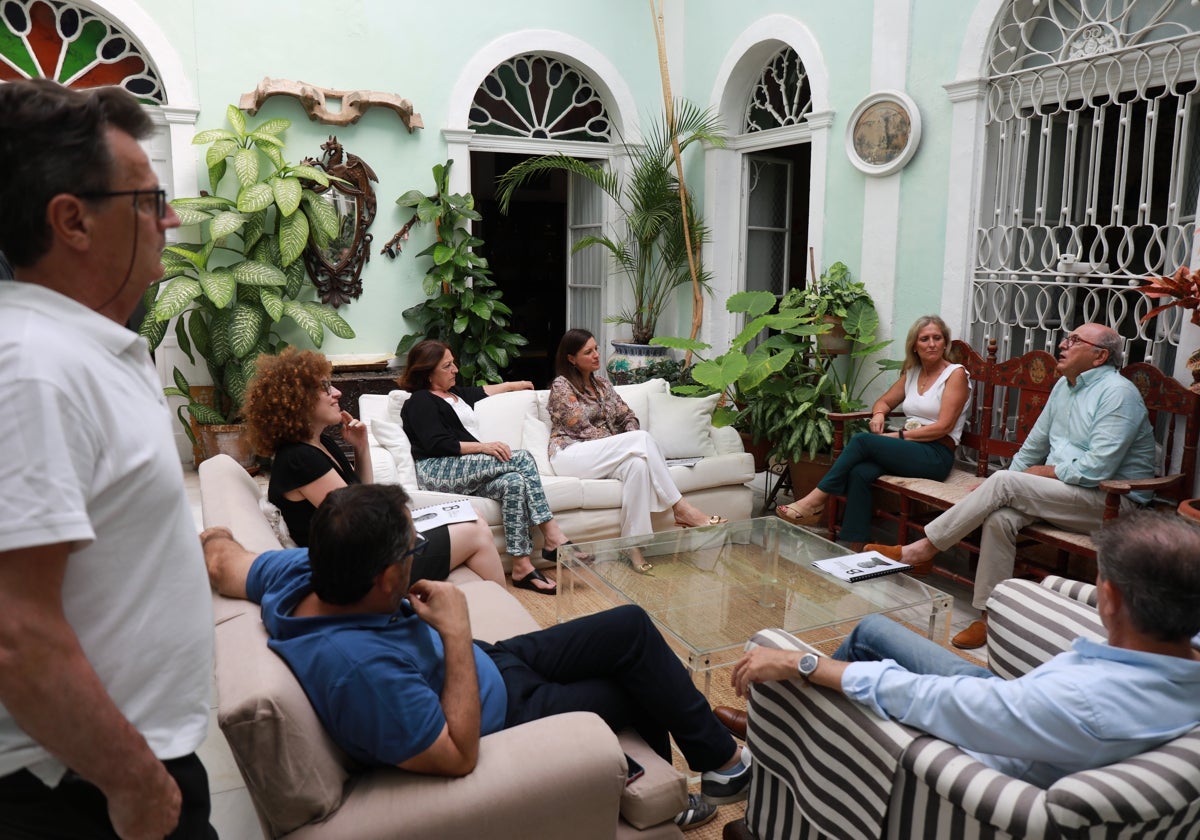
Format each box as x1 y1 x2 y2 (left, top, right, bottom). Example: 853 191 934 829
864 544 933 576
714 705 748 739
951 619 988 650
864 543 903 562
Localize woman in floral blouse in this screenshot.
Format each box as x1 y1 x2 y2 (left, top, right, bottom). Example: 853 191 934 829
548 329 726 570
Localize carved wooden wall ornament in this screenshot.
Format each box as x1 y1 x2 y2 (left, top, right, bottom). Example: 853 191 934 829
238 77 423 131
302 137 379 307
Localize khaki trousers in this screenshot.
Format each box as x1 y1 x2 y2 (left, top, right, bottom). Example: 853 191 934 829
923 470 1137 610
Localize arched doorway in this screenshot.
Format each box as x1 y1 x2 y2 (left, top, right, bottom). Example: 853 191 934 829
466 53 613 385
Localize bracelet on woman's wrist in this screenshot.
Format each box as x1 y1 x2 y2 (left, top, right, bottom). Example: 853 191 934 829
898 428 905 440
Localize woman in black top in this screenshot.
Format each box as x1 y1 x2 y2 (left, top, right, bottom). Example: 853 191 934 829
242 349 505 586
399 340 575 594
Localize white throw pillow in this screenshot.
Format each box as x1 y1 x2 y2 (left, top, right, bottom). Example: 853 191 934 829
259 494 298 549
369 418 419 488
385 389 412 423
612 377 668 426
646 392 719 458
522 407 554 475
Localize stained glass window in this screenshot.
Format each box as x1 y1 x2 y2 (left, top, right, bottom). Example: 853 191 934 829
744 47 811 133
0 0 164 104
470 54 610 142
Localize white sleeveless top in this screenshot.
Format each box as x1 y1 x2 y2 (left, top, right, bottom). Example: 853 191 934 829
899 363 970 444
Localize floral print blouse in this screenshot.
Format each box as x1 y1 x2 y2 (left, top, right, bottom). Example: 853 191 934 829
547 375 639 456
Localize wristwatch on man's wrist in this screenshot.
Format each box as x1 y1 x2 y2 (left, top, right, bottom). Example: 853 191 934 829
797 652 819 683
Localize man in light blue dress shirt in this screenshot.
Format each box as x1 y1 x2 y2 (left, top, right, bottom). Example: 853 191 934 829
867 323 1156 649
730 511 1200 787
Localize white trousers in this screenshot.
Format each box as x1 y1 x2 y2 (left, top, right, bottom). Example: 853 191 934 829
924 470 1138 610
551 430 682 537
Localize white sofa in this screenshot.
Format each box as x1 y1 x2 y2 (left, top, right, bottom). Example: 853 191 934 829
201 453 690 839
360 378 756 565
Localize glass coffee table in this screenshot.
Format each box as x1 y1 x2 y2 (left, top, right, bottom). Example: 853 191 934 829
557 517 953 695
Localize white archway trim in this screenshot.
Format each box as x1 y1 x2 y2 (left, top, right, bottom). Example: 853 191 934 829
76 0 196 109
446 30 639 142
702 16 831 354
940 0 1006 337
958 0 1007 80
708 14 830 117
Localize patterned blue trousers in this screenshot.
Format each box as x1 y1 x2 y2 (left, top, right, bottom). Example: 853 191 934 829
416 450 552 557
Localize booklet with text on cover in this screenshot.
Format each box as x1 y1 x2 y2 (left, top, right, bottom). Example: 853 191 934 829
812 550 910 582
409 499 478 533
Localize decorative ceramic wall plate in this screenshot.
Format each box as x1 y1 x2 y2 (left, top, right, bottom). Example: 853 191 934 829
845 90 922 176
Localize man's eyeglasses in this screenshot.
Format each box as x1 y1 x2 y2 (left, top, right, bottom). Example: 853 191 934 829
76 188 168 220
1062 333 1104 352
319 379 333 395
404 533 429 559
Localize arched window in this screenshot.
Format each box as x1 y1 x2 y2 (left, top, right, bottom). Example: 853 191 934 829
971 0 1200 366
743 46 812 133
0 0 164 103
469 54 611 142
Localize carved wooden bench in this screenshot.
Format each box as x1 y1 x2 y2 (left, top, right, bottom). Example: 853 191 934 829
826 339 1199 584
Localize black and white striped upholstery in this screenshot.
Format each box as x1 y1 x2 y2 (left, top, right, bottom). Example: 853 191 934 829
985 576 1104 681
741 579 1200 839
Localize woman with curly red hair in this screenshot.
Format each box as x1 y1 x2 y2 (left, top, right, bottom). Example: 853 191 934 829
243 349 504 586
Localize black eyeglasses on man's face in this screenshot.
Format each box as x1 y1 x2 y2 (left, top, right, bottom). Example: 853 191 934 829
403 532 429 559
76 188 168 220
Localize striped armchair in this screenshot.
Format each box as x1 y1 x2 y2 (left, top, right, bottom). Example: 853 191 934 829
733 577 1200 840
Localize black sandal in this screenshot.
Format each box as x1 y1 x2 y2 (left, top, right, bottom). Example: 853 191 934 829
512 568 557 595
541 541 593 563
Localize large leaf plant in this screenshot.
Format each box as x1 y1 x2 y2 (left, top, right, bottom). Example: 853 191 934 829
657 289 898 461
384 159 527 384
140 105 354 441
495 99 723 344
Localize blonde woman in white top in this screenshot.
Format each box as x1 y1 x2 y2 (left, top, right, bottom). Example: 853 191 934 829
777 315 971 562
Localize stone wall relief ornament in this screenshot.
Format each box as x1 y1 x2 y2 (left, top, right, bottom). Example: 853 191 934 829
845 90 922 177
302 137 379 307
238 77 423 131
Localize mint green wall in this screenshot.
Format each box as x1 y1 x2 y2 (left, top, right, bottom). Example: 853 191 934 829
134 0 671 357
115 0 987 359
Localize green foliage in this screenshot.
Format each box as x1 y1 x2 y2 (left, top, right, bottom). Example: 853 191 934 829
141 105 355 425
654 276 901 461
496 99 724 344
390 160 527 384
788 261 874 319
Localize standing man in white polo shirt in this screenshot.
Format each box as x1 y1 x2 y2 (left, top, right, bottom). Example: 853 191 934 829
0 79 215 838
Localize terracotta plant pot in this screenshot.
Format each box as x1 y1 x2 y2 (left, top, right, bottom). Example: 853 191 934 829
817 315 850 355
738 431 772 473
1178 498 1200 525
787 452 833 498
195 423 259 476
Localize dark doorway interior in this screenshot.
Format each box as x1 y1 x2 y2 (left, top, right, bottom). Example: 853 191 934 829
471 152 568 388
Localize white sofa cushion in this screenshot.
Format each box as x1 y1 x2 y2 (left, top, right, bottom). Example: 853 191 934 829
522 408 554 475
472 390 537 449
646 392 720 458
368 418 419 488
612 378 668 425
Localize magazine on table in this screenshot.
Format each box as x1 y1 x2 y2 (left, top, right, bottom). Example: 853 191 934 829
812 550 910 582
409 498 478 533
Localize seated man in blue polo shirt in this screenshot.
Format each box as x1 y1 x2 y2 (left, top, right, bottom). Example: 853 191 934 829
202 482 751 828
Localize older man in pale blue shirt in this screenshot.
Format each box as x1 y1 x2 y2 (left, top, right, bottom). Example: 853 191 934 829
867 323 1156 649
730 511 1200 788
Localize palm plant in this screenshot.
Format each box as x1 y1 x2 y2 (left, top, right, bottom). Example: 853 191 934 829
496 100 723 344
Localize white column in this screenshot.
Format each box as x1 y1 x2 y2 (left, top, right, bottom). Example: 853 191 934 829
859 0 912 342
